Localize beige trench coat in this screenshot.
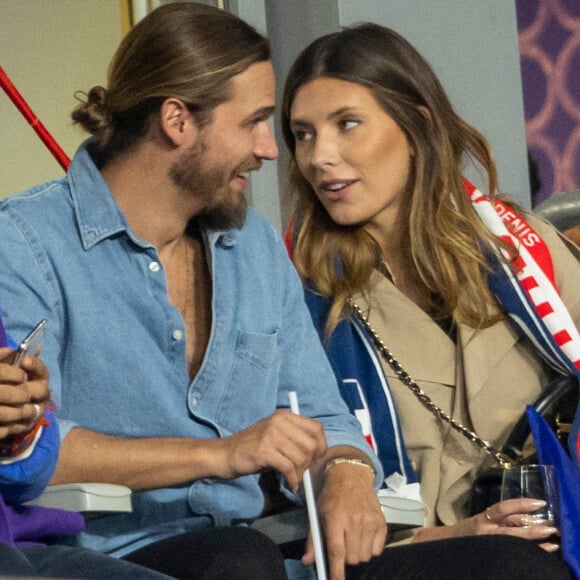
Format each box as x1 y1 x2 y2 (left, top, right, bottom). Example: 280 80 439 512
354 216 580 525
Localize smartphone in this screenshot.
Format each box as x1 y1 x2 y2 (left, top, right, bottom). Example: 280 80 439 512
8 319 48 367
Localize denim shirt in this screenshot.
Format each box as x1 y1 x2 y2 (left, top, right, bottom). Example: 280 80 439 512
0 142 382 556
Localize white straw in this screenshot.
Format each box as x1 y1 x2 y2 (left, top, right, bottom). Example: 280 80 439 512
288 391 328 580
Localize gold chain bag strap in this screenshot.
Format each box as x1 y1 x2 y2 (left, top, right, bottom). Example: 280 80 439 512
348 299 515 469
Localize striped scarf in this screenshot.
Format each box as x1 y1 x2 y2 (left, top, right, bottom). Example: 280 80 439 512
465 180 580 376
465 179 580 462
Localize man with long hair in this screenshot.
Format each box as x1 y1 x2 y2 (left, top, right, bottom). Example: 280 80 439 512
0 4 383 578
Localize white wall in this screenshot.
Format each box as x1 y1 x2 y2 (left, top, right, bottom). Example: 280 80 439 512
264 0 340 227
236 0 283 230
0 0 122 198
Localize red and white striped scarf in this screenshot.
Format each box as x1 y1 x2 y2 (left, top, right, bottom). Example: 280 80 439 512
465 179 580 375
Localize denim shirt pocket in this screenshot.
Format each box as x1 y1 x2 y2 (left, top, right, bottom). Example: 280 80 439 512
217 330 279 432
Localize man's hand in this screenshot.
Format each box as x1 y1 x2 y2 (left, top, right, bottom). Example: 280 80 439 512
0 347 50 439
217 410 327 491
303 461 386 580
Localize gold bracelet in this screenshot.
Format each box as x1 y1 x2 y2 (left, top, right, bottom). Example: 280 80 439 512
324 457 376 477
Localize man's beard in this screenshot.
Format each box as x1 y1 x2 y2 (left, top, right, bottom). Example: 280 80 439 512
170 141 248 231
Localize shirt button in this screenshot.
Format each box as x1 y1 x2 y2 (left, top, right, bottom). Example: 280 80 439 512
190 397 198 407
172 329 183 341
149 261 160 272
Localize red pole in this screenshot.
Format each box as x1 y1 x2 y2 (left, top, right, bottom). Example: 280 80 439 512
0 66 70 171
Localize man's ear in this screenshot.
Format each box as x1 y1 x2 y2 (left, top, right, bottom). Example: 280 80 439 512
159 98 198 146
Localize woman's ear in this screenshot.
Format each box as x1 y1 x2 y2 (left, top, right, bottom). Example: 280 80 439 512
159 98 198 146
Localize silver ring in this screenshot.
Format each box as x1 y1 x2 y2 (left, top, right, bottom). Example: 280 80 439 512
32 403 42 421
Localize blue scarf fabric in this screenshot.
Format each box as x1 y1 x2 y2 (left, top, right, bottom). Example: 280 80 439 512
305 290 416 485
528 406 580 579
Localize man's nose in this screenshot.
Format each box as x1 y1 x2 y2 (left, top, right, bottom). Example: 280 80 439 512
254 120 278 160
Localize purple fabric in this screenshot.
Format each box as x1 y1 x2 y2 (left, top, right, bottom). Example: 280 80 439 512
0 494 84 546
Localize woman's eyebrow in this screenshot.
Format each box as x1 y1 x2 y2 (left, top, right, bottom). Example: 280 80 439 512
291 106 361 126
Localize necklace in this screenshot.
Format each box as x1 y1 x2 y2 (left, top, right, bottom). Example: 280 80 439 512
180 238 193 322
180 238 196 378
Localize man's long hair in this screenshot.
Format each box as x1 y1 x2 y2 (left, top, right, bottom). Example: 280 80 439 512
72 2 270 165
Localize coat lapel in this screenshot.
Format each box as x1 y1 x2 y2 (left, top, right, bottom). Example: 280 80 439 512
459 316 520 402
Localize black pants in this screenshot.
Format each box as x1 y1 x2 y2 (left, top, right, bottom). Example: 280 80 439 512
0 542 171 579
345 535 571 580
124 527 571 580
124 526 287 580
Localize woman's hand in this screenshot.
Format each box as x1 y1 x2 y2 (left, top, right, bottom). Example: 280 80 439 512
0 347 51 439
473 498 560 552
413 498 559 552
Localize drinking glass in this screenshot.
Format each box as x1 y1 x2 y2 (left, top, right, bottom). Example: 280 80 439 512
500 464 559 526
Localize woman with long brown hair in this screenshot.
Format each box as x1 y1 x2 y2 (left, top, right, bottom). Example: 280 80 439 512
282 21 580 563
